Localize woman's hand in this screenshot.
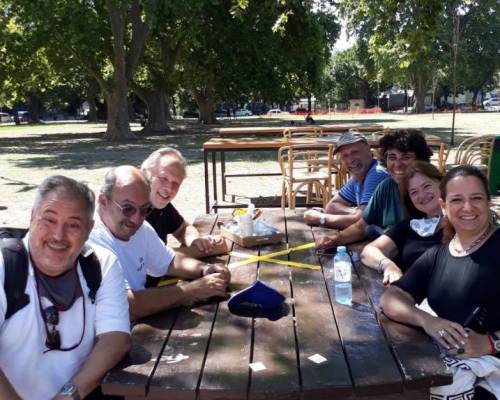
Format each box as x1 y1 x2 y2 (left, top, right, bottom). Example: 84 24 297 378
446 330 493 359
381 262 403 286
421 315 468 352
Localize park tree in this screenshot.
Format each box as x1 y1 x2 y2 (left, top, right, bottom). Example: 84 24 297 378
176 0 338 123
6 0 156 140
339 0 445 112
324 45 377 103
453 0 500 108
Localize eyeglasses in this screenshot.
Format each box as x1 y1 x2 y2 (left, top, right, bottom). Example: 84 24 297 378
112 200 152 218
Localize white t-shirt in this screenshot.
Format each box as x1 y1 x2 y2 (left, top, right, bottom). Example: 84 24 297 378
0 236 130 400
89 214 175 291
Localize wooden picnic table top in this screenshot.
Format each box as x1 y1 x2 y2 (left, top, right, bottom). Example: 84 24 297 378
217 124 384 136
102 210 451 400
203 134 442 151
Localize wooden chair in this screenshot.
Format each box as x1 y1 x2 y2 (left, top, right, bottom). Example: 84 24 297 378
283 126 324 139
447 135 495 178
278 144 334 209
428 141 450 174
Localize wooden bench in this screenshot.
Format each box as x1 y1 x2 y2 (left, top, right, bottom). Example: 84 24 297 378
103 210 451 399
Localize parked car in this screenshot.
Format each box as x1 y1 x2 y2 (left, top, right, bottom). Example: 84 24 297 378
17 111 29 122
483 98 500 110
0 112 12 123
235 109 253 116
266 108 282 115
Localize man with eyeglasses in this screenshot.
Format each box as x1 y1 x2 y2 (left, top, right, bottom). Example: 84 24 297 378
89 166 230 321
142 147 227 258
0 176 130 400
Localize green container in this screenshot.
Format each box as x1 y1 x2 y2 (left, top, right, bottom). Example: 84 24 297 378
489 136 500 195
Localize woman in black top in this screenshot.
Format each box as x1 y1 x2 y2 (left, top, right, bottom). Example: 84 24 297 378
380 166 500 399
361 162 443 284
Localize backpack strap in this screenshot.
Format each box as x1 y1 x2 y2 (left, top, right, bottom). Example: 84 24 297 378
78 244 102 304
1 238 30 319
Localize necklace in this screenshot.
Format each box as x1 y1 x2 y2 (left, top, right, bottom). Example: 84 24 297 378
452 225 493 255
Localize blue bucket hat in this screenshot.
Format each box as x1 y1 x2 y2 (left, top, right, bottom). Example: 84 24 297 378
228 280 288 320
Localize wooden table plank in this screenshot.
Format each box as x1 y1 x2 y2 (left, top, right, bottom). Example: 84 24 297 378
249 209 300 400
198 214 257 400
147 214 224 400
354 263 452 389
102 312 177 397
285 210 352 399
312 227 404 396
217 124 384 137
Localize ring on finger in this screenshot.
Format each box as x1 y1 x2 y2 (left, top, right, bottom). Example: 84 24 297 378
437 329 446 337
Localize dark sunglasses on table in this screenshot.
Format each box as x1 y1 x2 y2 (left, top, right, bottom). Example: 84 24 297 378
112 200 153 218
42 305 85 352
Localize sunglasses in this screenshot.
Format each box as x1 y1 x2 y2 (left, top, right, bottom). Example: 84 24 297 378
41 302 85 352
112 200 152 218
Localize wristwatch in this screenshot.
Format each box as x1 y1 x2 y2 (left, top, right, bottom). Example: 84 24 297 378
489 331 500 354
58 382 80 400
319 214 326 226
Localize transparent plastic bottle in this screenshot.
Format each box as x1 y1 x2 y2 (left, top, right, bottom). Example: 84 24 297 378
239 202 254 237
333 246 352 305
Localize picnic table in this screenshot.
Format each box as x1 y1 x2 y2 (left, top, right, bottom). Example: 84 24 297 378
102 209 451 399
203 134 443 213
217 124 384 137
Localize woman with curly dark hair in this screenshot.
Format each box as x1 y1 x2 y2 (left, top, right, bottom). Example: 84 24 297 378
316 128 433 249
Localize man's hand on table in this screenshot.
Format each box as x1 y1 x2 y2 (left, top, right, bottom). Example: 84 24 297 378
202 263 231 284
191 235 222 255
183 272 229 301
315 231 340 249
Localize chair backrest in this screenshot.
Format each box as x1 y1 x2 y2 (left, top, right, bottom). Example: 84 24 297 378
278 144 334 181
453 135 495 177
283 126 324 139
427 141 450 174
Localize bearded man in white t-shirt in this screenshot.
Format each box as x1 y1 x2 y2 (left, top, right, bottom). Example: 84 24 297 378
89 166 230 321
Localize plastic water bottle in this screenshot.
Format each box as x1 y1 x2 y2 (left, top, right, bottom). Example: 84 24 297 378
333 246 352 305
239 202 254 237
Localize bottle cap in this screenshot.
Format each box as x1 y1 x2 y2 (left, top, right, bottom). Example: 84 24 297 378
337 246 347 253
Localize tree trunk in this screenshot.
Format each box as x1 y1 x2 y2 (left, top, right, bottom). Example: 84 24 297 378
164 95 173 121
104 84 135 140
27 91 41 123
86 80 98 122
192 87 217 124
413 77 427 113
134 87 169 134
471 88 481 111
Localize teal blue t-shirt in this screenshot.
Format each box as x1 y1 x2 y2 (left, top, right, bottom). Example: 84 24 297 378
362 178 405 229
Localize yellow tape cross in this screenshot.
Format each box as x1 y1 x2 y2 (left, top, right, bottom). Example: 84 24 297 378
228 242 320 270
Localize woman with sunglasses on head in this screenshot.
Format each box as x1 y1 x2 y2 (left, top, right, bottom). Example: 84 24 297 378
316 129 433 249
361 162 443 285
380 166 500 399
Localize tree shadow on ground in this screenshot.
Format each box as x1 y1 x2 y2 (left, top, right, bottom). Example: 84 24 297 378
0 130 213 171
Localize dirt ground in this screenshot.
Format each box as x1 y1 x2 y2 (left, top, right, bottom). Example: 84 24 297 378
1 111 499 228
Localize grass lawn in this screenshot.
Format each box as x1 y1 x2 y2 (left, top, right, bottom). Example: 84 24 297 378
1 111 499 227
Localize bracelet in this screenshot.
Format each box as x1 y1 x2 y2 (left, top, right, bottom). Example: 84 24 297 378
487 332 496 355
378 257 389 273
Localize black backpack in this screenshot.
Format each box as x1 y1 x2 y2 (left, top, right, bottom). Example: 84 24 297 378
0 228 101 319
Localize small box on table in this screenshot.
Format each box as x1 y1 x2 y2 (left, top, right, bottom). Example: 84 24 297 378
220 221 284 248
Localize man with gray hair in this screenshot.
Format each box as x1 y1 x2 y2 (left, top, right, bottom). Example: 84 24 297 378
0 175 130 400
304 132 388 229
142 147 227 258
89 166 230 321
